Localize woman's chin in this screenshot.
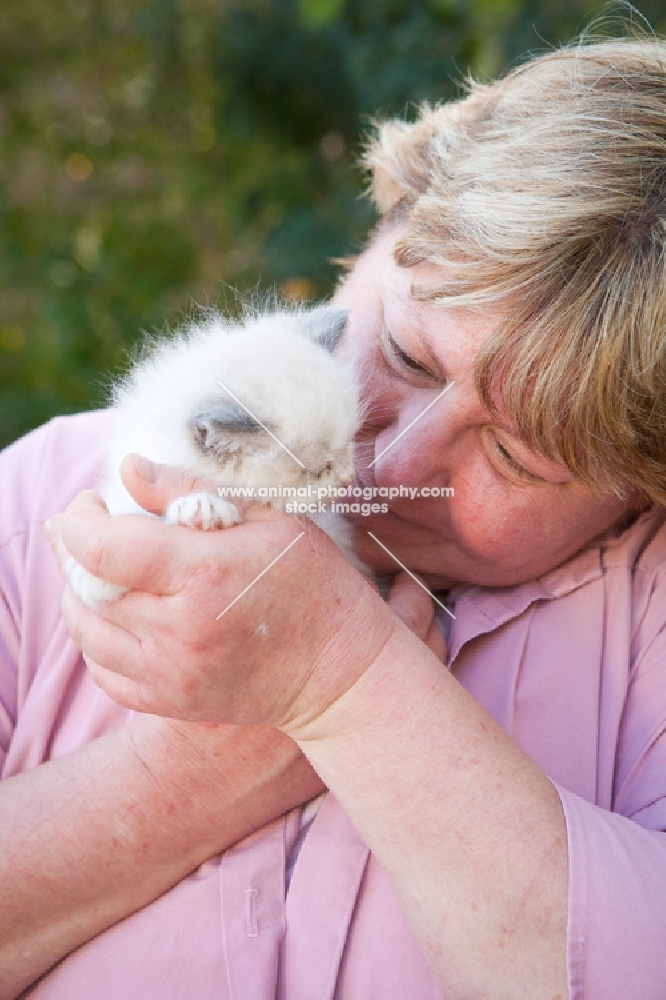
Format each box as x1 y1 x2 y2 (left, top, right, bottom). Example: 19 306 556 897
349 513 456 590
347 506 435 549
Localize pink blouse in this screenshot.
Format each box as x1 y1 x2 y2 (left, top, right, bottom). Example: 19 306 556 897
2 411 665 998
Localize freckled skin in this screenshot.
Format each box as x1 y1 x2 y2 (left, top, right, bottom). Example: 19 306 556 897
333 226 632 589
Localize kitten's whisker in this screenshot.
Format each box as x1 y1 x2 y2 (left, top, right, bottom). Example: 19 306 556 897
215 379 306 469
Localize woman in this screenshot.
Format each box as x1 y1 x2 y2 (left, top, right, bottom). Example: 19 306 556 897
2 33 666 999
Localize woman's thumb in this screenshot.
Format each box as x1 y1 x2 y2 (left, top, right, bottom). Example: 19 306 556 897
120 453 210 516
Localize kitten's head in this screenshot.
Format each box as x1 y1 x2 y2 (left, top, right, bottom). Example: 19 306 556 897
187 306 360 501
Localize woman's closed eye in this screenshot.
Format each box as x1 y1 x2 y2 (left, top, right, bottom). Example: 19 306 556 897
380 325 439 381
488 432 544 484
485 428 574 487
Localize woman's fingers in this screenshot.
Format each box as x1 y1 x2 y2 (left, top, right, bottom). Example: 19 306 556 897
386 572 448 661
425 618 448 661
60 587 170 714
45 512 76 575
60 584 144 677
47 457 299 606
386 572 434 638
50 490 193 595
84 655 157 714
46 475 402 729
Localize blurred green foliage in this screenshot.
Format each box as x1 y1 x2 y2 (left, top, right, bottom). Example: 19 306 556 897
1 0 665 447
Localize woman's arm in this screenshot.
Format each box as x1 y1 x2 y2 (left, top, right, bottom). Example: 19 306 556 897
0 716 321 999
0 451 323 998
291 610 569 1000
51 459 569 1000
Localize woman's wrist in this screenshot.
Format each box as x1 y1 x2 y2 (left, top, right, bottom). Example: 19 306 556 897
286 619 569 999
281 608 407 744
125 714 323 858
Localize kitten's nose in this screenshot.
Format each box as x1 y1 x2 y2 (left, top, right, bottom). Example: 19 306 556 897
337 460 355 486
194 417 211 449
339 445 355 486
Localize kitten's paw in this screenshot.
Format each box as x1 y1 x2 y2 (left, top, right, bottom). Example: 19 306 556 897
165 492 241 530
64 556 128 606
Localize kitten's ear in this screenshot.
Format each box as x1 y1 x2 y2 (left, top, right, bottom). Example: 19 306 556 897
192 401 263 450
305 307 348 353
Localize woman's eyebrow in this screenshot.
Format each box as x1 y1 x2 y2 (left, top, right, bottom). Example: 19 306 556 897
387 282 451 380
416 333 450 381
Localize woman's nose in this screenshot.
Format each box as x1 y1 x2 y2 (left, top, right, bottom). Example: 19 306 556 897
368 386 459 485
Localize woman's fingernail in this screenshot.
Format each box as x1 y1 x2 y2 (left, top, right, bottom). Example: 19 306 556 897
133 455 156 483
44 517 53 538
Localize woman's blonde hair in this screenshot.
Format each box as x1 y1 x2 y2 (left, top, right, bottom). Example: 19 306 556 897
362 32 666 507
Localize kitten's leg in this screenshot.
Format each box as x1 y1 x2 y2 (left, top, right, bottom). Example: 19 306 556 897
64 557 129 606
165 492 241 530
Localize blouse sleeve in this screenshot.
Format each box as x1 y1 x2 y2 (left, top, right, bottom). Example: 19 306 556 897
0 412 113 771
0 531 23 767
0 424 48 767
557 575 666 1000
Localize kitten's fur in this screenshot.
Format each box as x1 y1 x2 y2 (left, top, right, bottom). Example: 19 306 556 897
65 303 363 606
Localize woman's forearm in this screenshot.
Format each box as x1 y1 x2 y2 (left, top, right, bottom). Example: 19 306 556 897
49 489 568 997
292 624 569 1000
0 717 321 999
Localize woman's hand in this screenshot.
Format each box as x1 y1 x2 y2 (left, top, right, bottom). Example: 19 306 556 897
46 455 399 734
125 458 449 666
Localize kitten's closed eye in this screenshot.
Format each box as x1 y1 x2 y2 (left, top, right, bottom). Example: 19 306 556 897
193 402 265 452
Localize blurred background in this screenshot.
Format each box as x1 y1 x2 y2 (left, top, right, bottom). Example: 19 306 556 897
2 0 665 448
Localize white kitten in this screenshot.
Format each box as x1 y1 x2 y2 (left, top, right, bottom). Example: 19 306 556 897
65 303 365 606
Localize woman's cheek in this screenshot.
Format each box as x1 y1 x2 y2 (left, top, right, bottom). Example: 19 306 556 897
446 466 520 561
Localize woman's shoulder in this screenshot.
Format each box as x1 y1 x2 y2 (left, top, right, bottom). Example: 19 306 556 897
0 410 115 543
602 507 666 665
604 506 666 572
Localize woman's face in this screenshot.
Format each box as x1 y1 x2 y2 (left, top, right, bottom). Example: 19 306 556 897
333 225 632 590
